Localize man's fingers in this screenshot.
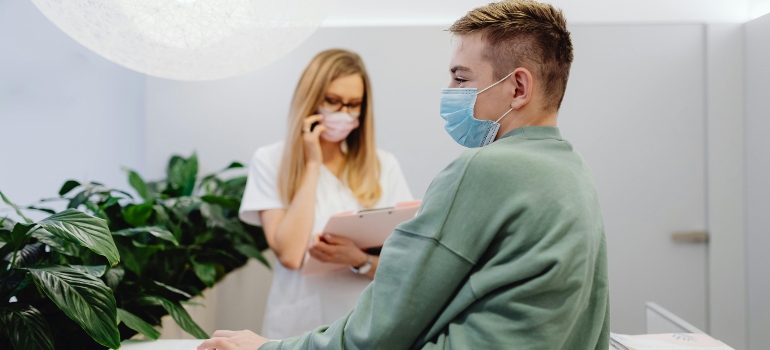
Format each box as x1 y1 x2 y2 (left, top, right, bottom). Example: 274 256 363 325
197 337 233 350
212 329 238 338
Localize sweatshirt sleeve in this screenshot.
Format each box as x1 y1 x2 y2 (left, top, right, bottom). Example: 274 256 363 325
259 151 482 350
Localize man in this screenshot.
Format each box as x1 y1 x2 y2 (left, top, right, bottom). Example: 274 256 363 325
199 0 610 349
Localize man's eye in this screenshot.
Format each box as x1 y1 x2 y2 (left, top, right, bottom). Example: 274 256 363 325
454 77 467 84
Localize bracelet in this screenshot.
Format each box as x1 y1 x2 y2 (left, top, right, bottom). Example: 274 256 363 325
350 255 372 274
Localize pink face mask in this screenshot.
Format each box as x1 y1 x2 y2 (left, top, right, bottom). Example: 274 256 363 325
318 107 360 142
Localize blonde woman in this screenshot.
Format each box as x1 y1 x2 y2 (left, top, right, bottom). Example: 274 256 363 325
239 49 413 339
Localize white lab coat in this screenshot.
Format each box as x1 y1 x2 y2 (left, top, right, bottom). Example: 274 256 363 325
239 142 414 339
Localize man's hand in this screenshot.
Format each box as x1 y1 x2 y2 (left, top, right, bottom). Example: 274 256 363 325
308 233 368 267
197 330 270 350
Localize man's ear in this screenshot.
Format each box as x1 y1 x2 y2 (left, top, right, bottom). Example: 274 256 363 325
510 68 534 110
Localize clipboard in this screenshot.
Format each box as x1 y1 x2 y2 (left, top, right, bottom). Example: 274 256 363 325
300 201 421 275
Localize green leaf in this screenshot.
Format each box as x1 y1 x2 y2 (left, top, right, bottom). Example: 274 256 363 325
234 245 271 269
124 168 151 201
0 229 10 243
38 209 120 266
59 180 81 196
32 229 81 257
98 197 122 211
103 267 125 292
116 244 142 276
192 260 217 287
25 206 56 215
114 226 178 246
69 265 106 278
0 304 55 350
25 266 120 349
152 280 192 299
0 191 32 224
181 300 205 307
226 161 244 169
117 308 160 340
123 203 154 227
200 195 241 211
10 223 35 247
140 296 208 339
182 153 199 196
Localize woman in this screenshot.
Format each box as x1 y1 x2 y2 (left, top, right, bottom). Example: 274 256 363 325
239 49 413 339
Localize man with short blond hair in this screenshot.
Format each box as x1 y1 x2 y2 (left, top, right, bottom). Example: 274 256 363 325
199 1 610 349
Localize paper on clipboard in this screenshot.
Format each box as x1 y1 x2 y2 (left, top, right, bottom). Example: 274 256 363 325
300 201 421 275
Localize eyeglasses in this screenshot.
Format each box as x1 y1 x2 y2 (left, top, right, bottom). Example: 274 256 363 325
321 96 362 113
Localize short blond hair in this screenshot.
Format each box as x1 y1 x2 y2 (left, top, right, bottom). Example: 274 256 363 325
449 0 573 110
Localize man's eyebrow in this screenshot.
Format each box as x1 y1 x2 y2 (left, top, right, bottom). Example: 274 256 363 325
450 66 471 73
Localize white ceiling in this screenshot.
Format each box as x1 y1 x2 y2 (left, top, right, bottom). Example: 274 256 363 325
321 0 765 27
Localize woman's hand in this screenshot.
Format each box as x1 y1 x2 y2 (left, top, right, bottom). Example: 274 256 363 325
308 233 368 267
197 329 269 350
302 114 327 166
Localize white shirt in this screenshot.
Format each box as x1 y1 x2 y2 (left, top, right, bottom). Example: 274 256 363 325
239 142 414 339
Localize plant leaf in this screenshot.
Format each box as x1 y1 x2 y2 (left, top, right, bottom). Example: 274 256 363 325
25 266 120 349
114 226 178 246
98 197 122 211
117 308 160 340
4 243 46 268
38 209 120 266
124 168 151 201
192 260 217 287
0 304 55 350
59 180 81 196
32 229 81 257
25 206 56 215
234 245 271 269
0 191 32 224
225 161 244 169
182 153 199 196
10 223 35 248
69 265 106 278
123 203 154 227
152 280 192 299
103 266 125 292
200 195 241 211
140 296 208 339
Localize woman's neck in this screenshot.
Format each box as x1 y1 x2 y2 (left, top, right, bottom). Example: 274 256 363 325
320 139 346 177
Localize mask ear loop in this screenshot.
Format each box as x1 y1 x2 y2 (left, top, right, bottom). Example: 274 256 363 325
478 72 515 94
496 108 514 123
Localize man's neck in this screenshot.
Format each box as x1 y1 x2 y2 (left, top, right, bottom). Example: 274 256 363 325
495 110 558 141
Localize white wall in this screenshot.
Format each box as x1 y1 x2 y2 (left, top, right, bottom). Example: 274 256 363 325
324 0 752 26
706 24 748 350
750 0 770 19
145 26 462 196
745 12 770 350
0 0 146 215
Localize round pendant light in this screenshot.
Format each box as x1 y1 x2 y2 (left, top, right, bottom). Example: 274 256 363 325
30 0 337 81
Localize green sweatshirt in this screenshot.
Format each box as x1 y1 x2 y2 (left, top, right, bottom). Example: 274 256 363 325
260 126 610 350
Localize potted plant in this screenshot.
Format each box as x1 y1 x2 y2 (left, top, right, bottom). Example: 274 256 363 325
0 153 268 349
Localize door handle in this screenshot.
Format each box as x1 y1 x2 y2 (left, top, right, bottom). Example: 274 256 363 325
671 230 709 244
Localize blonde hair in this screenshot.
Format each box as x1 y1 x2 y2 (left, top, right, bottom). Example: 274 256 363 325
277 49 382 208
449 0 573 110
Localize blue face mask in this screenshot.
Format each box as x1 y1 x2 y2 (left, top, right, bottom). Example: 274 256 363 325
440 72 514 148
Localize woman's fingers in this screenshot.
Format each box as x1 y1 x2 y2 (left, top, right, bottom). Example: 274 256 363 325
302 114 324 132
322 234 352 246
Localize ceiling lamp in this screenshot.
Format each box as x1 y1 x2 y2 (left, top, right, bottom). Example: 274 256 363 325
30 0 337 81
